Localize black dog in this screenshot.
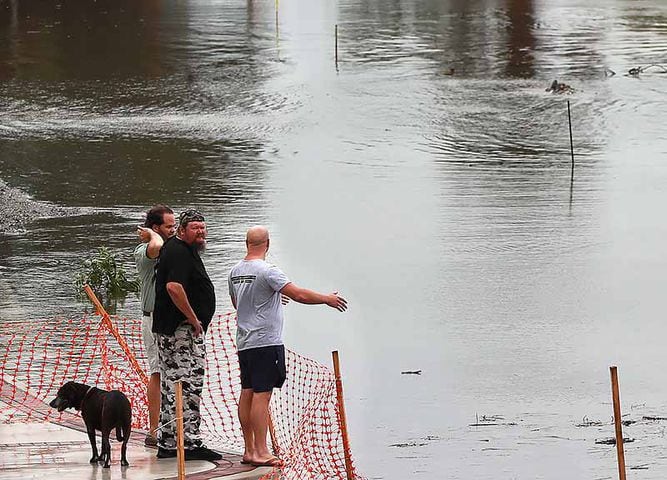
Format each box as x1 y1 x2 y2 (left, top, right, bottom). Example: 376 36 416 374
49 381 132 468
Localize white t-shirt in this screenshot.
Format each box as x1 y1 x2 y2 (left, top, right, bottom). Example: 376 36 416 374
228 259 290 351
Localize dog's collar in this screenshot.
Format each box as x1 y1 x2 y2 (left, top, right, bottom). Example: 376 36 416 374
79 386 96 410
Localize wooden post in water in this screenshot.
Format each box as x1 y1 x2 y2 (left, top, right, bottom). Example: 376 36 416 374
335 24 339 67
332 351 353 480
567 100 575 184
610 366 627 480
176 381 186 480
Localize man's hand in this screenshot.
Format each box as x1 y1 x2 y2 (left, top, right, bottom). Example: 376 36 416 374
280 283 348 310
326 292 348 312
137 226 153 243
281 294 291 306
138 226 165 258
187 317 203 336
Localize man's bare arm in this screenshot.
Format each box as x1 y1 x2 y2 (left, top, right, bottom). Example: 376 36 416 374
280 283 347 312
166 281 203 335
137 226 164 259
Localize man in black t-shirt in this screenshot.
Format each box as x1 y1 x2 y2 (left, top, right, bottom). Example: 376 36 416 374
152 209 220 462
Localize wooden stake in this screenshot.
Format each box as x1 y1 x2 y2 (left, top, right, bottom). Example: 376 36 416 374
610 366 627 480
332 351 353 480
567 100 575 184
83 285 148 386
176 381 186 480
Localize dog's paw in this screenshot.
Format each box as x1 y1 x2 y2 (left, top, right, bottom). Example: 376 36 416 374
103 463 111 469
89 456 99 464
121 460 129 467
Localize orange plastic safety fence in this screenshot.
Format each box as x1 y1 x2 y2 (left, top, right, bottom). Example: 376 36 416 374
0 313 364 480
0 316 149 430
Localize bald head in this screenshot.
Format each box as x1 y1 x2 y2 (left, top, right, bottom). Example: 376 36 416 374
246 225 269 246
245 226 270 259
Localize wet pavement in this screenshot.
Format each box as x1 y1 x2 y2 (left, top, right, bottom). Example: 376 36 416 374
0 419 270 480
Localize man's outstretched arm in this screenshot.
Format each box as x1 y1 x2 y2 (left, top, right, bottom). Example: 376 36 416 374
280 283 348 312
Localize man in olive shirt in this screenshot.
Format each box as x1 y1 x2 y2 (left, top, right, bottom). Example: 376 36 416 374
152 209 221 462
134 204 176 447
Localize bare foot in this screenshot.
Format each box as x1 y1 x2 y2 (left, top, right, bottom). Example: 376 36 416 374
250 456 284 467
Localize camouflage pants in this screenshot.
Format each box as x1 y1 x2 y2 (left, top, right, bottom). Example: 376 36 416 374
157 324 206 450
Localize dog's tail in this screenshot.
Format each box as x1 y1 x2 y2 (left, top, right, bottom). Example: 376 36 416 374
117 412 131 442
117 420 132 442
117 394 132 443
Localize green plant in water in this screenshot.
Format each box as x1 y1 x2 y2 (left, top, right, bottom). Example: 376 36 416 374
74 247 139 313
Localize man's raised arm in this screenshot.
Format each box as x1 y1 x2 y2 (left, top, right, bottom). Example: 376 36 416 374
137 226 165 259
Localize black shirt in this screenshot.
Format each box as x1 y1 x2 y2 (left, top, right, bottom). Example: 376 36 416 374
152 236 216 335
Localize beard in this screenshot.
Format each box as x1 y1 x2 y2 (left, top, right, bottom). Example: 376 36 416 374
194 239 206 253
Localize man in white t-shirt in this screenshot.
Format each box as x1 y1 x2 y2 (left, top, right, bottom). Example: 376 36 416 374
228 226 347 467
134 204 176 447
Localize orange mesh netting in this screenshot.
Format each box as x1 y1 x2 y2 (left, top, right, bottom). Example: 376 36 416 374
0 311 364 480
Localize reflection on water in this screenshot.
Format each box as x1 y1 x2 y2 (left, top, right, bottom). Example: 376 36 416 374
2 0 667 478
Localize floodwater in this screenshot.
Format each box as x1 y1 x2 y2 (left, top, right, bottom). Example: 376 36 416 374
1 0 667 478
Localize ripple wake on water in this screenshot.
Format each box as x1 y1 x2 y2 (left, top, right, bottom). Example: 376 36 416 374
421 80 610 164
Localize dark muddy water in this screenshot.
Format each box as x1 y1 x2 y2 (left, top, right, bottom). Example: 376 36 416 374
2 0 667 478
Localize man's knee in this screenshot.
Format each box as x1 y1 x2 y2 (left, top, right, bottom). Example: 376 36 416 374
252 391 273 406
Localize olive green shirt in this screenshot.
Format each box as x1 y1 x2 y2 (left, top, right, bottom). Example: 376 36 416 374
134 243 157 313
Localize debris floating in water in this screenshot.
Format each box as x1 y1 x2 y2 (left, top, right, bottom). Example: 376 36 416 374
389 441 427 448
469 414 516 427
546 79 574 94
401 370 422 375
642 415 667 421
595 437 635 445
575 416 603 427
626 64 667 76
389 435 441 448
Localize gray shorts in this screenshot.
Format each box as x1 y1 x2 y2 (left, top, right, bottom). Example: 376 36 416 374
141 314 160 375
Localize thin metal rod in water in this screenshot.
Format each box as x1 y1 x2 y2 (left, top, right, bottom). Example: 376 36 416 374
335 24 338 66
332 351 353 480
610 366 627 480
567 100 575 183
